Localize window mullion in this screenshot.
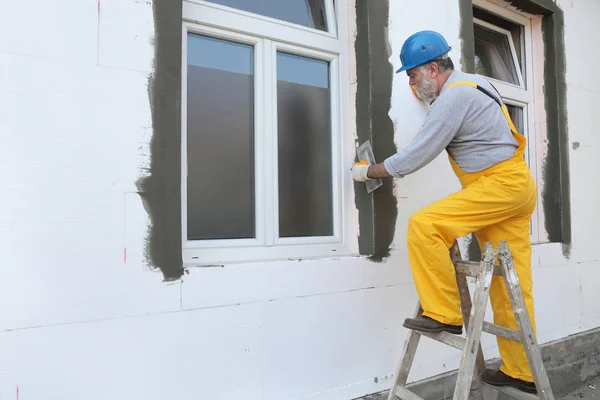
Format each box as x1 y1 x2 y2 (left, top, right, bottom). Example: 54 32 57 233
264 39 277 246
253 38 267 246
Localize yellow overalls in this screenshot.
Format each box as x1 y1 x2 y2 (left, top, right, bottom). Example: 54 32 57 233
406 81 537 382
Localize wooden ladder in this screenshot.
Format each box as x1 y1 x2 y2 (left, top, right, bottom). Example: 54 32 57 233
387 241 554 400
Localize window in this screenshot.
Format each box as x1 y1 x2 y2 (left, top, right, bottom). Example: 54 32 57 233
182 0 352 264
473 0 538 240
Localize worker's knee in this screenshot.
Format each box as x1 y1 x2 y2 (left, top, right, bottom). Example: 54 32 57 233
407 210 434 242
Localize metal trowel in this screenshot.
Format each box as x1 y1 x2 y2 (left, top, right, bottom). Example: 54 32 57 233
356 140 383 194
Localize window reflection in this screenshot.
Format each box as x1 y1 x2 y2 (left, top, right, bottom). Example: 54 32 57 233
474 24 520 85
187 34 256 240
277 53 333 238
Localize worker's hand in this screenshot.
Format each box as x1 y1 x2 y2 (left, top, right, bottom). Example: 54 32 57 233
352 160 372 182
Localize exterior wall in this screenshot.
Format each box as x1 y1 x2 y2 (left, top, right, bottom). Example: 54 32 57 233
0 0 598 400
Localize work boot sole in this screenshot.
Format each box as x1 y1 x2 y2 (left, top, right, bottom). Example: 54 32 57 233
402 320 463 335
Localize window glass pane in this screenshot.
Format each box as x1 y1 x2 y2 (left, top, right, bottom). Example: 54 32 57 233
205 0 327 31
277 53 333 238
506 104 524 135
474 24 519 85
506 104 529 164
506 103 532 234
187 34 255 240
473 7 524 78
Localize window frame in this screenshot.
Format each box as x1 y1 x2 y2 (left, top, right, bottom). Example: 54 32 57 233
181 0 355 265
473 0 539 242
181 24 266 250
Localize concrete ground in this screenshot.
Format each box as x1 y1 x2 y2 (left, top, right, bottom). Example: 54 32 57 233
562 375 600 399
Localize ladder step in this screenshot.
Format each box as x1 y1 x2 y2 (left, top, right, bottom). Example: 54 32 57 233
483 322 522 343
394 386 425 400
455 261 502 277
484 383 541 400
418 330 466 350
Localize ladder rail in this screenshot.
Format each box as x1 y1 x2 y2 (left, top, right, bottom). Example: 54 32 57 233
498 241 555 400
386 304 422 400
452 243 496 399
452 242 498 400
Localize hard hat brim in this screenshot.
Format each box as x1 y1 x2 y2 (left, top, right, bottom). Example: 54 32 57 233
395 47 452 74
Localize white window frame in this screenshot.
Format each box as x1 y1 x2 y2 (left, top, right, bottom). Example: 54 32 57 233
473 0 539 242
182 0 355 265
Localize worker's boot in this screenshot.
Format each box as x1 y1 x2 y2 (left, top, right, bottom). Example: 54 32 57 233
481 369 537 394
402 316 462 334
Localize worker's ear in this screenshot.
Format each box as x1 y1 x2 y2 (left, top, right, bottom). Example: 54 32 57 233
429 62 440 78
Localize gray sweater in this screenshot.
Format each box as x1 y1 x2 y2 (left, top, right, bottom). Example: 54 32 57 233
383 70 519 177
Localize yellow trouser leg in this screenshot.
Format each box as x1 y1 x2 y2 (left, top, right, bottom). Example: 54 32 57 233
406 229 464 325
406 164 536 329
476 216 536 382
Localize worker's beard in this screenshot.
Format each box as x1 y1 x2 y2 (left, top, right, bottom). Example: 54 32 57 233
414 72 438 103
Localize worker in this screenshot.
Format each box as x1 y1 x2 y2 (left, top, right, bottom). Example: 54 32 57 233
351 30 538 394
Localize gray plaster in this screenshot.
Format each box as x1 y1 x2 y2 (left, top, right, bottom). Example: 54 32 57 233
354 0 398 260
136 0 184 281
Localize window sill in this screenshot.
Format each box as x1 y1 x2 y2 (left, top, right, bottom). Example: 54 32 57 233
182 241 358 266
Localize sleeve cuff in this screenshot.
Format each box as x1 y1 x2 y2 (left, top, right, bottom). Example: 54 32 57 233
383 158 404 178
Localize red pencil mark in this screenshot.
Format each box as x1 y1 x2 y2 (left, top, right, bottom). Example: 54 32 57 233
96 0 101 65
124 247 127 263
16 385 19 400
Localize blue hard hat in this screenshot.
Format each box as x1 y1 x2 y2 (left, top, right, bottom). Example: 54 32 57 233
396 30 452 73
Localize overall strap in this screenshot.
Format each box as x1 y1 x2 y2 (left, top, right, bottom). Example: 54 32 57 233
444 80 521 136
446 80 502 106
